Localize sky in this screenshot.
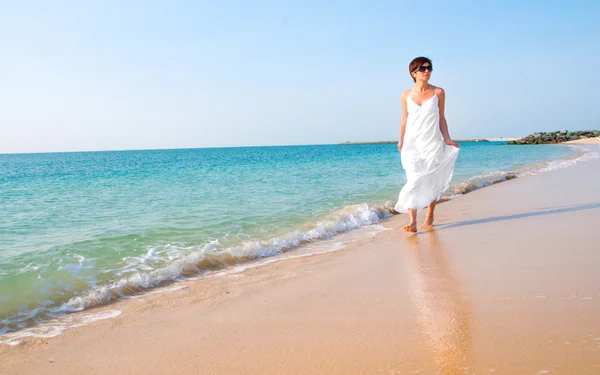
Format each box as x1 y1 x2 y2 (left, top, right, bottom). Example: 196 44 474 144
1 0 599 154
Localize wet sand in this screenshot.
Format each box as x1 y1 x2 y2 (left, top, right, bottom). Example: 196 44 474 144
2 156 600 374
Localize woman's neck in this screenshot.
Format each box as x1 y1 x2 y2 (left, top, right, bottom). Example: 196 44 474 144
414 81 431 92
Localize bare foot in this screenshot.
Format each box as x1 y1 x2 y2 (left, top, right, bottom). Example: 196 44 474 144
403 223 417 233
420 216 434 228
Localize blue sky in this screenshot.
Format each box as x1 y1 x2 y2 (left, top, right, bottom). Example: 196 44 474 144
1 0 599 153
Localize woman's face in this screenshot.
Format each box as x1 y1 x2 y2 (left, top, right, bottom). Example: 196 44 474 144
413 63 433 82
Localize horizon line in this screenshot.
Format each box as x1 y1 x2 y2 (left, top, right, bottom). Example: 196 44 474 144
0 137 523 156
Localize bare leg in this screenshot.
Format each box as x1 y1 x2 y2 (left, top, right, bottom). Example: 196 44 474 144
421 200 437 228
403 208 417 233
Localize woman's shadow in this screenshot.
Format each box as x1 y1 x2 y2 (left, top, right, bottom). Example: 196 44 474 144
405 229 473 374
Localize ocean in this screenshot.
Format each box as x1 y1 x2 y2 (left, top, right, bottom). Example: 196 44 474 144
0 142 596 342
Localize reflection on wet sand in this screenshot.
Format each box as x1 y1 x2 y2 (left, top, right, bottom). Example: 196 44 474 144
405 229 472 374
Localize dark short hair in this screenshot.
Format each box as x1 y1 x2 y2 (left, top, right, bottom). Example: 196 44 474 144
408 57 432 82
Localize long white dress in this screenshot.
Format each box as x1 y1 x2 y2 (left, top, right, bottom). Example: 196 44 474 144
395 92 460 213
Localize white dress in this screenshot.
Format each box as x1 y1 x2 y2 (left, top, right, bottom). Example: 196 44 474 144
395 92 460 213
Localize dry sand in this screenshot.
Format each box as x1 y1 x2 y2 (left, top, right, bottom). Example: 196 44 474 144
565 137 600 145
2 153 600 374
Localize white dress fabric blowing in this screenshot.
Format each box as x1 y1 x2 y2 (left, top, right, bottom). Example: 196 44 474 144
395 92 460 213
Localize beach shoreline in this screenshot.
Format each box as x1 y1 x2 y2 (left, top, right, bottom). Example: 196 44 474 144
2 149 600 374
0 141 582 337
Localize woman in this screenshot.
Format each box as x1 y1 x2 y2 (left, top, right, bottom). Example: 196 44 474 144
395 57 460 232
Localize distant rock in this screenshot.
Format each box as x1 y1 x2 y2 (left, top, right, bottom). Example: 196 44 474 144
507 130 600 145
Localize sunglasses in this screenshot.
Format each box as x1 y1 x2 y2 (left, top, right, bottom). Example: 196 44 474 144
414 65 433 73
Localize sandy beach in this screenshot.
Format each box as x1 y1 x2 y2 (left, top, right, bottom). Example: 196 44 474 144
565 137 600 145
2 147 600 374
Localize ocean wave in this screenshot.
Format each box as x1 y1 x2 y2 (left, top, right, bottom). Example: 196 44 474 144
0 310 122 346
449 171 518 197
5 203 388 323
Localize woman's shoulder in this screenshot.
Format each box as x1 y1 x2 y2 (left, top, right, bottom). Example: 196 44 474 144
433 86 445 96
401 89 412 101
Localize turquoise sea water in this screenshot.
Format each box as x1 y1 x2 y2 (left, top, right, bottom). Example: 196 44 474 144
0 142 591 336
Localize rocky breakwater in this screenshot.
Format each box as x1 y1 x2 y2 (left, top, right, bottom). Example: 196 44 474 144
507 130 600 145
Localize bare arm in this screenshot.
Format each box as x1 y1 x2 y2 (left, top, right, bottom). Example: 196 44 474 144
437 88 459 148
398 91 409 151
